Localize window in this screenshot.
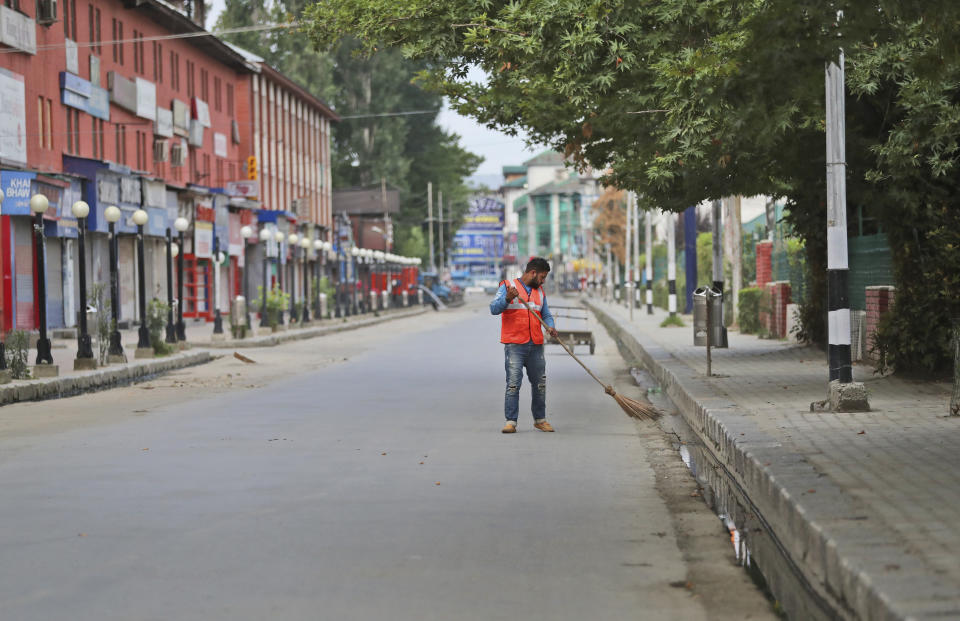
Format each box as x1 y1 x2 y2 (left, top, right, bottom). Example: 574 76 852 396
186 60 195 98
44 98 52 149
132 30 145 74
200 68 208 102
66 109 81 155
118 21 124 65
216 159 223 186
133 30 139 73
36 97 43 149
214 76 221 112
92 118 98 159
95 8 101 54
226 83 234 116
88 5 94 49
170 50 177 90
158 44 163 83
115 124 127 165
4 0 19 11
111 18 117 62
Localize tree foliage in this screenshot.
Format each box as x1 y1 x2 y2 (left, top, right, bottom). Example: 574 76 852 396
305 0 960 373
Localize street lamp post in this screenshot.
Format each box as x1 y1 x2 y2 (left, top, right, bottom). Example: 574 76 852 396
212 237 224 336
288 232 299 325
104 206 125 362
30 195 55 372
0 189 5 373
132 209 152 357
350 246 360 315
165 228 177 344
300 236 311 323
240 225 254 333
259 227 271 328
313 239 324 318
71 200 96 370
174 216 189 342
275 230 286 325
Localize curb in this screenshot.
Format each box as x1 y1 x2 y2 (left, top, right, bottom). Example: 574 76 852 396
198 307 429 349
0 351 212 406
586 300 908 621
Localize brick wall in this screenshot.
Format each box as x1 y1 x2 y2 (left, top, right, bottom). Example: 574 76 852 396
763 281 792 338
865 286 895 360
756 240 773 288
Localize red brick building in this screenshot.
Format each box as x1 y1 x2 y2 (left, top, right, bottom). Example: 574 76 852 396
0 0 335 334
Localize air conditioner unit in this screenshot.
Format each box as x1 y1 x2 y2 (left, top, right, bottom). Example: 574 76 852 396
170 142 185 166
37 0 57 25
153 139 168 163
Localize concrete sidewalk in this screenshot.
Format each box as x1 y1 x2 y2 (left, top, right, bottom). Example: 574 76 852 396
4 305 428 406
585 296 956 621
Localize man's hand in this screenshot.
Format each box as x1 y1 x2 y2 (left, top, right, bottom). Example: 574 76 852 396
547 327 559 339
505 286 519 302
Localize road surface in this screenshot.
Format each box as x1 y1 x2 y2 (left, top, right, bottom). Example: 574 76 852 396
0 297 774 620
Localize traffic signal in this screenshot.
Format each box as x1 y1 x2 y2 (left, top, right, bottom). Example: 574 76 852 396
246 156 258 180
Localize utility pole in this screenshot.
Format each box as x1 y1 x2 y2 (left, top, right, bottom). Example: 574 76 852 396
438 190 445 273
625 192 632 318
427 182 435 272
711 199 723 293
667 211 677 317
645 209 653 314
725 196 743 329
825 50 868 410
632 192 641 312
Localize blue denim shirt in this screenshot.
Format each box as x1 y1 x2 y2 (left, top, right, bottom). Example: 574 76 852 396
490 282 555 329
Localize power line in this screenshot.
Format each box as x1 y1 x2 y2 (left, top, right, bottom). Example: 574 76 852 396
0 22 297 55
337 110 437 120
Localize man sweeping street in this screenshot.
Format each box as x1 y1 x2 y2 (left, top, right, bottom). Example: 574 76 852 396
490 257 560 434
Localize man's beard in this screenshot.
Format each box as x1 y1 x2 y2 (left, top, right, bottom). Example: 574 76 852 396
529 281 541 289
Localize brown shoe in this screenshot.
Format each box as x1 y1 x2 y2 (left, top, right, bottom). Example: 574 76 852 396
502 421 517 434
533 420 555 432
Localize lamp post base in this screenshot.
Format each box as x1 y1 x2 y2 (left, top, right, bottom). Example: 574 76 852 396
73 357 98 371
165 322 176 344
137 324 151 350
176 321 187 342
213 310 224 334
77 333 95 360
32 363 59 378
35 337 53 365
134 347 155 359
108 330 125 362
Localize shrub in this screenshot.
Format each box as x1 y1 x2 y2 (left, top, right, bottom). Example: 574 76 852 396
147 298 174 355
89 282 112 365
5 330 30 379
258 284 290 328
738 287 764 335
660 314 685 328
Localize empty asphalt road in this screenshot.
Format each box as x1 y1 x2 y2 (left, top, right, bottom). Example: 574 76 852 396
0 298 774 620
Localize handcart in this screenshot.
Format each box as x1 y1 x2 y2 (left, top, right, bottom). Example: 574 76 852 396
546 305 596 354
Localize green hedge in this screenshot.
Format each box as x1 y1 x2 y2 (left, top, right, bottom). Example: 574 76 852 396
738 287 764 335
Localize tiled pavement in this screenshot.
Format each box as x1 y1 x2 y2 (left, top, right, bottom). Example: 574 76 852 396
586 297 957 621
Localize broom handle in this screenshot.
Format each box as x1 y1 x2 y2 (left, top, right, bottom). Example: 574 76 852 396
515 296 609 390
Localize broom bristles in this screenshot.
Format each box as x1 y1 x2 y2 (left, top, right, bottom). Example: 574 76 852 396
612 392 662 421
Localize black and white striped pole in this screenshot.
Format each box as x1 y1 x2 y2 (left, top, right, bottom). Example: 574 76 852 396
825 51 868 410
667 211 677 317
645 209 653 314
632 193 641 311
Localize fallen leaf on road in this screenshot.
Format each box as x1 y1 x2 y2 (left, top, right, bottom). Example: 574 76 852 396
133 409 148 413
435 482 441 486
233 352 257 364
78 533 86 537
140 386 155 390
806 489 816 494
142 448 149 451
381 452 387 456
857 430 866 434
419 462 424 465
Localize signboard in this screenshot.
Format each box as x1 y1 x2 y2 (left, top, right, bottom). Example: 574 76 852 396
452 197 505 265
135 77 156 121
108 71 137 114
452 231 504 264
188 119 204 148
97 174 120 205
60 72 108 121
0 6 36 55
120 176 141 204
172 99 189 136
194 221 213 258
228 212 243 259
0 170 34 215
461 196 505 230
155 107 173 137
146 207 167 237
225 179 259 198
0 69 27 165
192 98 211 127
214 132 227 158
65 39 79 74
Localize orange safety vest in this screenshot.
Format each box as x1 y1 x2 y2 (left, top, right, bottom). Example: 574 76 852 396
500 278 545 345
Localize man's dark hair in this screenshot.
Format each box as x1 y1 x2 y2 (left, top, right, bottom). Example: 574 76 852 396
525 257 551 273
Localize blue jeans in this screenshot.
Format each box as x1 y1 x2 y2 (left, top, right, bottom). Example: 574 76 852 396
504 342 546 422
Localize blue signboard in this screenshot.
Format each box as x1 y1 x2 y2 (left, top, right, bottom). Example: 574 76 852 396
0 170 35 215
460 197 505 231
60 72 110 121
452 231 504 264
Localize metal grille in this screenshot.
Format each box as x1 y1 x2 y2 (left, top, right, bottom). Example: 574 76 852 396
850 310 867 361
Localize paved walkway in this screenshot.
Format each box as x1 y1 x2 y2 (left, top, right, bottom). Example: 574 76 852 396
586 296 957 621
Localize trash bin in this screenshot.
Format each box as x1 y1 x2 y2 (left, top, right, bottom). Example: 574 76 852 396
693 286 728 348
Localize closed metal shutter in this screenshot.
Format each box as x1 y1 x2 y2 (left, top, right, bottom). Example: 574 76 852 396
14 219 34 330
45 239 64 328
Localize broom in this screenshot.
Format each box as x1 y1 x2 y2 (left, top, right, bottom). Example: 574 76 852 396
514 295 661 421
